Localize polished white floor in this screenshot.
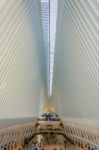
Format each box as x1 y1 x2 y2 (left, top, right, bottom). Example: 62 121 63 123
26 144 76 150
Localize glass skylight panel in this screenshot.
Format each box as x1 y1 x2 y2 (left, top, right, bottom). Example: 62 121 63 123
50 0 57 96
41 0 58 98
41 0 49 96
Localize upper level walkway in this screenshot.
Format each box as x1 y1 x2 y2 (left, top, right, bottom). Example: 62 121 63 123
0 117 99 150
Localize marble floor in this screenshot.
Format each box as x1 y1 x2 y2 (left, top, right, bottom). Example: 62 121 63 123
30 144 76 150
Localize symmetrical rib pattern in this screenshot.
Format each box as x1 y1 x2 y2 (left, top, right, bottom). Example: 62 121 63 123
52 0 99 119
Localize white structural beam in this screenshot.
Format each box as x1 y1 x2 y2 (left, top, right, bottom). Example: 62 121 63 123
52 0 98 119
0 0 47 118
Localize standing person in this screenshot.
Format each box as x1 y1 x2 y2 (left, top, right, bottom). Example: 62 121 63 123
60 144 62 150
35 143 41 150
64 140 67 150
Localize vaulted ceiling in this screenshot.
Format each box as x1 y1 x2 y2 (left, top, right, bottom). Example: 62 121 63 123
0 0 98 120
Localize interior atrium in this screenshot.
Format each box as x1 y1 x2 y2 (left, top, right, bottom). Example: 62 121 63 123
0 0 98 150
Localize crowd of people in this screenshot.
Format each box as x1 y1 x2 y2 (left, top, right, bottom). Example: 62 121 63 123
32 143 63 150
38 113 60 121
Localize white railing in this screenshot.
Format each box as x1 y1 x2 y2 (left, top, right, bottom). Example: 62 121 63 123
0 118 37 150
62 120 99 150
0 118 99 150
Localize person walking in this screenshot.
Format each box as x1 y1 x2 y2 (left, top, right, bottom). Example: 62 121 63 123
60 144 62 150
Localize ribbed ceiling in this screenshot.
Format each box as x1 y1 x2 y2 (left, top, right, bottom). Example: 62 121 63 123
0 0 47 118
52 0 98 119
0 0 98 119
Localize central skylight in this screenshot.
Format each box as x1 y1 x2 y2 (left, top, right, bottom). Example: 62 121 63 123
41 0 58 99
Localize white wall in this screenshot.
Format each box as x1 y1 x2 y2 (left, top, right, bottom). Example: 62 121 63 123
52 0 98 119
0 0 47 118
